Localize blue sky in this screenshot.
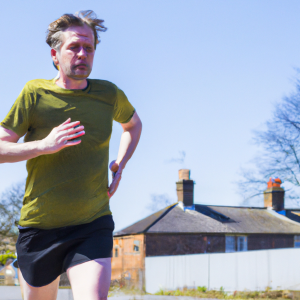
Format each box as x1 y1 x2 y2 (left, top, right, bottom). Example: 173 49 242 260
1 0 300 230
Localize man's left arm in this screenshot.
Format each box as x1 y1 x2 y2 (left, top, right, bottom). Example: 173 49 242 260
108 111 142 197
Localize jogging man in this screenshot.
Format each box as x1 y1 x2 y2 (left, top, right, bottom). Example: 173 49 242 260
0 10 142 300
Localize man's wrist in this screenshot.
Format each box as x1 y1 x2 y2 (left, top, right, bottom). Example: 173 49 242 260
35 139 47 156
117 161 126 172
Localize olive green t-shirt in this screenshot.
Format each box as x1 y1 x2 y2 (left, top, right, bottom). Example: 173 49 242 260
1 78 135 229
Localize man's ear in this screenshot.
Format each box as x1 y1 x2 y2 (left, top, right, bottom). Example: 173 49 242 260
51 48 59 66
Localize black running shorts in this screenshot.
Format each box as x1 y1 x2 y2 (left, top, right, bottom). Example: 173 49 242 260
16 215 114 287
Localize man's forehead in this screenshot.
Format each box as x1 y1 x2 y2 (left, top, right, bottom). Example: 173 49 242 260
62 25 94 43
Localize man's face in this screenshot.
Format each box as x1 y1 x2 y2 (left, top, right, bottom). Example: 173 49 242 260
56 24 95 80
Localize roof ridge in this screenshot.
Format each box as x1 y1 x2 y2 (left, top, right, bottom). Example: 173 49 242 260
267 210 300 227
198 204 267 209
113 203 178 236
143 203 177 233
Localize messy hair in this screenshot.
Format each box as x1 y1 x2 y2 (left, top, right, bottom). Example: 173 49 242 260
46 10 107 50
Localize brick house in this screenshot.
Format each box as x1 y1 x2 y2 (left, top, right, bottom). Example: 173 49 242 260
111 169 300 288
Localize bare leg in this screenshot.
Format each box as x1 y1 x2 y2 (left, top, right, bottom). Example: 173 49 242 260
18 268 60 300
67 258 111 300
18 269 25 300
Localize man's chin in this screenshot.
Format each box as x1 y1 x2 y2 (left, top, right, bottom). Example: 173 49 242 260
68 70 91 80
69 74 90 80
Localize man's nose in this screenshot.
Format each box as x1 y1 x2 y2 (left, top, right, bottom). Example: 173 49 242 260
77 47 87 58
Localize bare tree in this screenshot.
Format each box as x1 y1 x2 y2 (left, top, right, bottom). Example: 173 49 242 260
238 78 300 207
0 181 25 252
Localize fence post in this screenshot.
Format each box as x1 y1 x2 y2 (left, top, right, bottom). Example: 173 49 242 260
208 254 210 290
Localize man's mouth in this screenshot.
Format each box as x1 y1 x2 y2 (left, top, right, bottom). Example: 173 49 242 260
75 64 88 68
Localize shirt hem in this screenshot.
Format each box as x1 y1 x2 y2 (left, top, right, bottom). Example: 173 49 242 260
18 211 112 230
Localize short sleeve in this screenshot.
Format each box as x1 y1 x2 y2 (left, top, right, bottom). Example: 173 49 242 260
0 84 35 137
113 87 135 123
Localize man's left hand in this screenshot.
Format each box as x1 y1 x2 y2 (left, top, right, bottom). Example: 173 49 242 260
108 161 122 198
107 112 142 198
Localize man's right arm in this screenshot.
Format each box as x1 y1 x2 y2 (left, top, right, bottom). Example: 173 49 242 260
0 118 85 164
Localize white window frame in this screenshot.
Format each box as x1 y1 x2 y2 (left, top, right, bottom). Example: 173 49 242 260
237 236 248 251
133 240 140 252
226 236 248 252
225 236 236 253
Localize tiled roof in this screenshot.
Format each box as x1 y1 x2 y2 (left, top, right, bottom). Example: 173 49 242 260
114 204 300 236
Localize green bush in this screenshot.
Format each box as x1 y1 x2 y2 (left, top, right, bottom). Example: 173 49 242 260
0 250 16 266
197 286 207 292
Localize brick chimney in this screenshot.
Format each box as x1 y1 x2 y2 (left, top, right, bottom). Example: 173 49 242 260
176 169 194 207
264 177 284 211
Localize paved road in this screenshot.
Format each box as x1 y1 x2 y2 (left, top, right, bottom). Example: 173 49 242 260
0 286 217 300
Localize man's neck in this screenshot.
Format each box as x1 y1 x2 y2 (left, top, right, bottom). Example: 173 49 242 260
56 74 88 90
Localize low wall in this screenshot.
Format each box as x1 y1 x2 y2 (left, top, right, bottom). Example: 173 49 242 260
145 248 300 293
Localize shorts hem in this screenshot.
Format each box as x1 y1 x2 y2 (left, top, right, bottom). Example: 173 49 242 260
19 266 59 288
66 257 112 271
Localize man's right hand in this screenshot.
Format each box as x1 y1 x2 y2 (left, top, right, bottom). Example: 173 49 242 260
39 118 85 155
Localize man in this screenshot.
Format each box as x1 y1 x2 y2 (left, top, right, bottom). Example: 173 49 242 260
0 10 142 300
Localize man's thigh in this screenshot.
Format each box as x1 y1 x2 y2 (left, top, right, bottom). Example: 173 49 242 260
67 258 111 300
18 268 60 300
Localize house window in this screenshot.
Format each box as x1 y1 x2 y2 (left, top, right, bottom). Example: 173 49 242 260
133 240 140 252
237 236 248 251
294 236 300 248
225 236 235 252
114 248 118 257
226 236 248 252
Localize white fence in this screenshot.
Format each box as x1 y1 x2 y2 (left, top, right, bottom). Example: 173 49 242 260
145 248 300 293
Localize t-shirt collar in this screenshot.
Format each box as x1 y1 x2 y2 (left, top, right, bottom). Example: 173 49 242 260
51 78 91 94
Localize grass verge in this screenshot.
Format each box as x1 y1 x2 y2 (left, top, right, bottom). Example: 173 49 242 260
155 287 294 299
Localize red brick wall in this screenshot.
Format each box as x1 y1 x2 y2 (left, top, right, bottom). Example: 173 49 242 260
145 233 296 256
111 234 145 286
145 234 225 256
248 234 294 250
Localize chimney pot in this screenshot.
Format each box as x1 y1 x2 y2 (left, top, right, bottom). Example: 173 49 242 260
264 177 284 211
179 169 190 180
267 177 282 188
